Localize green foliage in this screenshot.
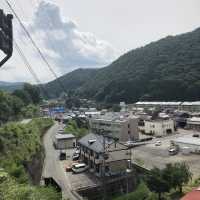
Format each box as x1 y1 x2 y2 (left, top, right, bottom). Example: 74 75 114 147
13 83 41 105
0 171 61 200
146 163 192 200
64 118 89 138
44 68 98 98
146 167 171 200
0 84 41 124
113 182 158 200
65 95 81 109
163 163 192 194
0 118 54 183
21 104 40 118
45 28 200 103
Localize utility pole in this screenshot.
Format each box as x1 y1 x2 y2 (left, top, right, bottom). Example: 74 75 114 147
102 132 107 200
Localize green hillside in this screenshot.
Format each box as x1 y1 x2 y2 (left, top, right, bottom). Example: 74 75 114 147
0 81 24 92
44 68 98 98
45 27 200 103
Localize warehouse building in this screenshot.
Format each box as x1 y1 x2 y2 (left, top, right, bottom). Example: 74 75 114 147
187 117 200 131
172 136 200 154
54 134 76 149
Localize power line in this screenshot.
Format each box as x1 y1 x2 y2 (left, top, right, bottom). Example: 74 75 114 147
14 40 49 99
5 0 67 94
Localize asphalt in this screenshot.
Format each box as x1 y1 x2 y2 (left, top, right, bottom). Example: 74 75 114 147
42 122 79 200
132 129 200 179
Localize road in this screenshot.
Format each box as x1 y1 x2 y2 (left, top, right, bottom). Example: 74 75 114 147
21 119 32 124
42 122 79 200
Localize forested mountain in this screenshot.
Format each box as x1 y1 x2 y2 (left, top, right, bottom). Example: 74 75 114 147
45 27 200 103
0 81 24 92
44 68 98 98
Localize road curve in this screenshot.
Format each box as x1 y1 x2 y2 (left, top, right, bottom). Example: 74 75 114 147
42 122 78 200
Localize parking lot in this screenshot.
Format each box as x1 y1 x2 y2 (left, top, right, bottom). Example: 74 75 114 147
60 148 101 191
132 129 200 179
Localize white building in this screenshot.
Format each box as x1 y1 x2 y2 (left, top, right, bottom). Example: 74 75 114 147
89 112 139 142
54 134 76 149
141 119 175 136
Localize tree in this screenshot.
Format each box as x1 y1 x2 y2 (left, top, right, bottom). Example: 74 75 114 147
13 89 32 105
164 162 192 194
146 167 170 200
23 83 41 104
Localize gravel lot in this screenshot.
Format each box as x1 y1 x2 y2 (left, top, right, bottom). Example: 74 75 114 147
132 129 200 179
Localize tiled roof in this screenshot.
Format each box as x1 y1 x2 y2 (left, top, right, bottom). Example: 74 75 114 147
181 188 200 200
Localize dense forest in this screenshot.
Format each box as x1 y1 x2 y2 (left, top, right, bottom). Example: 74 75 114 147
44 68 98 98
45 27 200 103
0 83 41 124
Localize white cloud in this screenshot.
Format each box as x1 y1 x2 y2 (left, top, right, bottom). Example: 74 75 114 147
0 0 117 83
28 1 117 70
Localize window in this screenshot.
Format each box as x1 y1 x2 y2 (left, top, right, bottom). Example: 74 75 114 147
90 150 94 156
128 124 130 128
128 130 130 134
95 153 99 159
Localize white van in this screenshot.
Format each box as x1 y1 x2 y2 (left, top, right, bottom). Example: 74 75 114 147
72 163 89 173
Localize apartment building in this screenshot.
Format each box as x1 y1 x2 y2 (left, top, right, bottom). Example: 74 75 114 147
140 119 175 137
78 133 130 177
89 112 139 142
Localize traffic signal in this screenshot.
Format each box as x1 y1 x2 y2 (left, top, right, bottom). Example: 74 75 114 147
0 9 13 67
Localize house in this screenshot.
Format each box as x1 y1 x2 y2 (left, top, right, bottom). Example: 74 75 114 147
54 134 76 149
89 112 139 142
181 187 200 200
78 133 130 177
140 119 175 136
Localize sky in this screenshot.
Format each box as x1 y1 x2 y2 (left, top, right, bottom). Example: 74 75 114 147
0 0 200 83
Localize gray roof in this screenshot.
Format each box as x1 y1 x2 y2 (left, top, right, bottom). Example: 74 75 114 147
78 133 127 154
55 133 76 140
78 133 106 153
173 137 200 146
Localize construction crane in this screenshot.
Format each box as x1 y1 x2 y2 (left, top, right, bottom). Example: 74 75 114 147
0 9 13 67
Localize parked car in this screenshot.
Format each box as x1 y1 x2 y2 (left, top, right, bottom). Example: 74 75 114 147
72 163 89 173
193 133 200 137
125 140 135 147
65 162 79 172
155 141 162 146
168 148 178 155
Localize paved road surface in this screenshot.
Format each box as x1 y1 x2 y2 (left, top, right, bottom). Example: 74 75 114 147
20 119 32 124
42 122 79 200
